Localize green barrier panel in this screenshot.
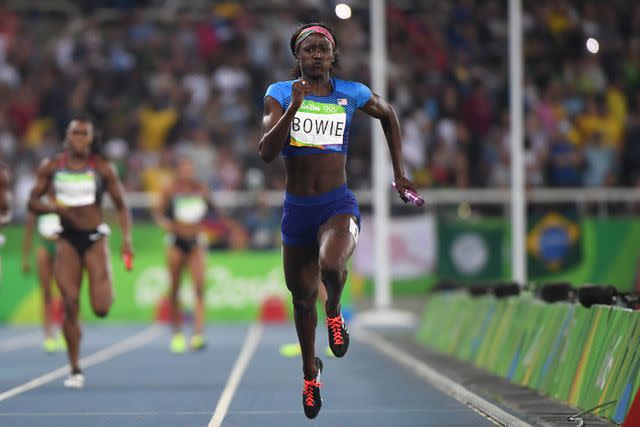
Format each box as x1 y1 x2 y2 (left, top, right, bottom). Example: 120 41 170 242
520 303 560 388
552 305 594 401
527 303 567 391
486 298 529 377
538 303 573 396
486 298 517 376
503 297 537 380
609 315 640 421
576 305 612 408
512 300 547 386
629 354 640 421
602 312 635 420
445 295 473 355
568 305 603 405
597 309 635 413
447 294 471 358
417 293 457 352
417 292 640 423
416 295 441 348
458 296 495 362
577 306 615 409
612 338 640 422
416 297 436 346
434 293 470 353
542 303 578 396
510 298 545 381
468 297 498 364
584 308 629 411
475 299 509 370
449 294 477 358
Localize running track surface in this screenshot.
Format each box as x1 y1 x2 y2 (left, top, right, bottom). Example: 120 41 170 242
0 325 496 427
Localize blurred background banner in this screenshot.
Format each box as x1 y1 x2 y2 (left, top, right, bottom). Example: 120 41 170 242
1 225 291 323
437 219 504 282
527 211 582 275
354 214 436 280
416 216 639 291
529 218 640 289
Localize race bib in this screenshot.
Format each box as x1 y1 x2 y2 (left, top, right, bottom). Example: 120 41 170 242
290 100 346 150
54 171 97 207
174 196 207 224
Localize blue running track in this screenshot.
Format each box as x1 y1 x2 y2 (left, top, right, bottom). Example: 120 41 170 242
0 325 496 427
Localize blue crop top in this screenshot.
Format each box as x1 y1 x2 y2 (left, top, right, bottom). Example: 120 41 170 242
264 77 372 157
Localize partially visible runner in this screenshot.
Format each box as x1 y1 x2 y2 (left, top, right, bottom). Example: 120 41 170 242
0 162 11 283
28 116 133 389
22 210 66 352
153 156 220 353
258 23 417 418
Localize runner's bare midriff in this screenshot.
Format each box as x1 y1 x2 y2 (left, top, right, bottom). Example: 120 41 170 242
284 152 347 196
172 222 201 239
59 204 103 231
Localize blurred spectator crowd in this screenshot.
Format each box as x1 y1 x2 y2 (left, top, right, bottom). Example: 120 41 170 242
1 0 640 235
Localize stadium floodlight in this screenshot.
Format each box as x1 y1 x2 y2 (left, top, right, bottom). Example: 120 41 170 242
335 3 352 20
586 38 600 54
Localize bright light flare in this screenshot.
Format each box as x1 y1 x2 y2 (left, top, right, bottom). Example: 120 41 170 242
586 37 599 54
335 3 352 20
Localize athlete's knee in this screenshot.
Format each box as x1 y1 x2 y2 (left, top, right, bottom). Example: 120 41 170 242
92 300 112 318
93 308 109 318
169 278 181 296
318 248 347 281
319 259 345 287
291 288 318 312
63 297 79 319
194 284 205 301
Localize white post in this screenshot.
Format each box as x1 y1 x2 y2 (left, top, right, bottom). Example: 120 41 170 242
370 0 391 309
354 0 414 328
509 0 527 285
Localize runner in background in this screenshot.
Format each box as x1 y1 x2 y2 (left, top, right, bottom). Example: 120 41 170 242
27 116 134 389
153 156 221 353
0 162 11 283
22 210 65 352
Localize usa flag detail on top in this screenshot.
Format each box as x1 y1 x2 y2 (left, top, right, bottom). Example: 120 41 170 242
337 98 348 106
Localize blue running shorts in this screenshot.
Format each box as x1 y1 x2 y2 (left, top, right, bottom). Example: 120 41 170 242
281 184 361 246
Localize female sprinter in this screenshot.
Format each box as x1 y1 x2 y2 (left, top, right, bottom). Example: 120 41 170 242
153 156 218 353
0 163 9 222
258 23 417 418
0 163 11 282
28 116 133 389
22 211 65 352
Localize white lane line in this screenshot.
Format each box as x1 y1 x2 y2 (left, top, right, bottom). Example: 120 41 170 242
0 408 476 416
0 331 41 353
208 324 263 427
0 326 162 402
355 328 532 427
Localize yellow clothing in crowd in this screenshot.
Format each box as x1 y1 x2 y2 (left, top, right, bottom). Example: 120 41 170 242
137 107 178 151
606 87 628 128
576 113 623 147
141 167 174 194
